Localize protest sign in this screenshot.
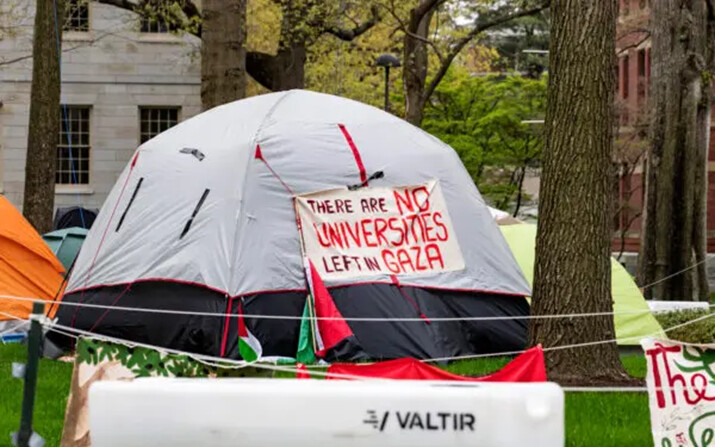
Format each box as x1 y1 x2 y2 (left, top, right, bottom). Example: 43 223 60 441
642 338 715 447
294 180 464 281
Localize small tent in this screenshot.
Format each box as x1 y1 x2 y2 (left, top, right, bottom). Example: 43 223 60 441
53 206 97 230
497 223 665 344
43 227 88 271
53 90 533 361
0 196 65 326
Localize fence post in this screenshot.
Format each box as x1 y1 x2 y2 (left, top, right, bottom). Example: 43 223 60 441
15 302 44 447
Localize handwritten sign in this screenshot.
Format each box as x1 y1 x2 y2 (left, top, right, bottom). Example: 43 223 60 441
642 338 715 447
294 180 465 281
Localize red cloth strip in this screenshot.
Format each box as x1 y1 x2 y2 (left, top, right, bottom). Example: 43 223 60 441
327 345 547 382
219 297 234 357
338 124 368 184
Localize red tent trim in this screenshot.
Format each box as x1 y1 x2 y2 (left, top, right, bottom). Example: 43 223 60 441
325 345 546 382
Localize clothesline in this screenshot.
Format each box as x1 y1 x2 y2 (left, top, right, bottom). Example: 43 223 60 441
0 293 708 323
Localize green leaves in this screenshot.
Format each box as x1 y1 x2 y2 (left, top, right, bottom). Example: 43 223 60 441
422 67 546 209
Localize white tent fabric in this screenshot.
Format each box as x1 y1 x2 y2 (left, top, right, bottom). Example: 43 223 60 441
67 90 531 297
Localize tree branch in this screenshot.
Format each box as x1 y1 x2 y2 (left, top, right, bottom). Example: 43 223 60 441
96 0 203 36
422 1 550 104
324 5 379 41
413 0 446 23
616 31 650 56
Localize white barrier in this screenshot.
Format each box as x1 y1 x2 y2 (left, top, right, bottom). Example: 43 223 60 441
647 300 708 312
89 378 564 447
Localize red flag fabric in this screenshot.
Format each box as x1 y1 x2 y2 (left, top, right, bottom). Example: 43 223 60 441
307 260 354 356
326 345 546 382
296 363 310 379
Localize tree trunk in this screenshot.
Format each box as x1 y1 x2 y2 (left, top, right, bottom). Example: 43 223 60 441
23 0 63 233
200 0 246 110
638 0 712 301
528 0 629 383
403 7 434 126
246 45 306 91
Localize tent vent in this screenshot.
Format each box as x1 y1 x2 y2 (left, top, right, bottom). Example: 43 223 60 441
348 170 384 190
180 147 205 161
180 189 210 239
115 177 144 232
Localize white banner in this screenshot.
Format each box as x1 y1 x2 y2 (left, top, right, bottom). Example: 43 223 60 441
295 180 465 281
642 338 715 447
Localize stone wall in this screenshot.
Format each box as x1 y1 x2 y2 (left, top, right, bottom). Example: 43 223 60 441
0 0 201 211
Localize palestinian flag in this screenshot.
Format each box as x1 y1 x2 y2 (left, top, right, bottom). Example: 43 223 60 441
303 258 366 362
296 299 317 365
238 300 262 362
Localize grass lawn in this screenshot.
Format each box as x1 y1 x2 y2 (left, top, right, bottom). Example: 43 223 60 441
0 344 73 447
0 343 652 447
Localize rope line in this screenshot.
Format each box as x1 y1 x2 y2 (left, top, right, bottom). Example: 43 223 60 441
424 309 715 363
36 307 714 374
637 257 710 291
1 293 708 323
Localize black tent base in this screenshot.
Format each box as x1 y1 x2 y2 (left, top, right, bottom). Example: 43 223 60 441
51 281 529 362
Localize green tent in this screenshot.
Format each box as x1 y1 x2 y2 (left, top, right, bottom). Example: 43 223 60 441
498 223 665 345
42 227 88 272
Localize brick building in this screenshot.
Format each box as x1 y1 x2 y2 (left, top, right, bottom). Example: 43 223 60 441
614 0 715 254
0 0 201 212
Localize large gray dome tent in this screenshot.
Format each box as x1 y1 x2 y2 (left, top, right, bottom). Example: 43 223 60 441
53 90 531 361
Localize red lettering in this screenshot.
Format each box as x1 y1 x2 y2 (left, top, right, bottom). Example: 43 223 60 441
397 249 415 273
388 218 406 246
381 249 400 274
394 189 414 215
326 223 344 249
322 257 334 273
645 344 715 409
433 212 448 241
411 246 427 271
349 255 362 271
331 255 343 272
361 219 378 247
412 186 430 211
307 199 318 213
404 214 423 243
341 222 362 248
365 257 380 271
360 198 371 213
374 218 390 246
368 198 379 212
401 218 411 245
421 212 437 242
313 223 331 247
425 244 444 269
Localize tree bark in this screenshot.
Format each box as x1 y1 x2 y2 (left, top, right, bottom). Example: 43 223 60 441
23 0 63 233
528 0 629 383
403 6 434 126
200 0 246 110
638 0 713 301
95 0 378 93
401 1 549 127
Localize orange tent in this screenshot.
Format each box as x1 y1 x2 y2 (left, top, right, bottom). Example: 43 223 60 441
0 196 65 321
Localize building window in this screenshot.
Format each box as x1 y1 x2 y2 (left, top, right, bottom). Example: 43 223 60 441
140 16 169 33
637 49 646 77
622 55 629 99
64 0 89 32
140 107 179 143
57 106 90 185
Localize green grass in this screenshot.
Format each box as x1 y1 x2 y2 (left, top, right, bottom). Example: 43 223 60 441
1 344 653 447
0 343 73 447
